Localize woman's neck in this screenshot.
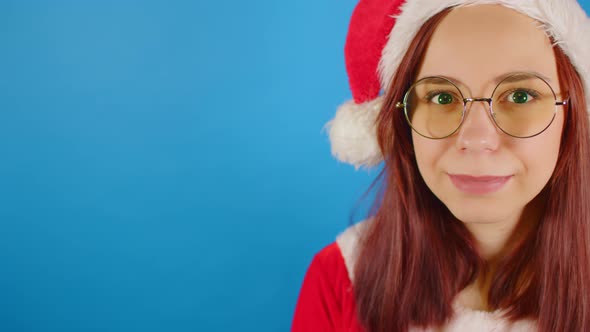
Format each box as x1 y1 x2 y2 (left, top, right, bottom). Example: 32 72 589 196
457 194 545 311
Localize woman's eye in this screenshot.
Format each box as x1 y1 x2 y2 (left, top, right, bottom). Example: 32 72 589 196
507 90 533 104
431 92 454 105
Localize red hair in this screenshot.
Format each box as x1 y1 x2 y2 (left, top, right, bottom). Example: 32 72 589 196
353 8 590 332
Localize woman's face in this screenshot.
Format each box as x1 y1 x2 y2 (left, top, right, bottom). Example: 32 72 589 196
413 5 565 225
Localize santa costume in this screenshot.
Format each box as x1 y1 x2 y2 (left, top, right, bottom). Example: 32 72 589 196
292 0 590 331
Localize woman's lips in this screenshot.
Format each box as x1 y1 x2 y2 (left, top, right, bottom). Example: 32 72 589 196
448 174 513 195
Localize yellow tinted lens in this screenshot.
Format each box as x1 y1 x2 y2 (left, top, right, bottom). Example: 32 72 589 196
492 74 556 137
405 78 464 138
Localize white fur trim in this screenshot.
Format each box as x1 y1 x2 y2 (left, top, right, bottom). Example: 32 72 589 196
335 219 371 282
434 305 538 331
324 97 384 170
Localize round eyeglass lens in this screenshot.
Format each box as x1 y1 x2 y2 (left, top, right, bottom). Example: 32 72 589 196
404 77 464 138
491 73 557 138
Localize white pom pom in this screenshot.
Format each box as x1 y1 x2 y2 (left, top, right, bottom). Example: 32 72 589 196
324 96 384 170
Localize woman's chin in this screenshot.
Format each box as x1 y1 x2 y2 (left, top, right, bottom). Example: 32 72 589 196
447 205 517 225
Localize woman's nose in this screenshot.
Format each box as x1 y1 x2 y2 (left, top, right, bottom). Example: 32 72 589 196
455 100 500 152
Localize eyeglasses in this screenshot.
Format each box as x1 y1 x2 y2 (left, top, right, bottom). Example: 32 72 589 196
395 73 569 139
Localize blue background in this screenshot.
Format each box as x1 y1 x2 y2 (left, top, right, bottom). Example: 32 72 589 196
1 1 588 331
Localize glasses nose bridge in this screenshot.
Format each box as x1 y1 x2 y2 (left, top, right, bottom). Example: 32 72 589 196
460 97 495 130
464 97 492 106
462 97 493 115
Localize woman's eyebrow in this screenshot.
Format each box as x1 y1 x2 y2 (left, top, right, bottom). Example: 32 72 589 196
493 71 553 84
417 71 552 87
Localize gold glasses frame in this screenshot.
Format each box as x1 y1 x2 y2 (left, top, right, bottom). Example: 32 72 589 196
395 73 569 139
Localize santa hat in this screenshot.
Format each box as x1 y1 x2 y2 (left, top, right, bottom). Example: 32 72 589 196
325 0 590 170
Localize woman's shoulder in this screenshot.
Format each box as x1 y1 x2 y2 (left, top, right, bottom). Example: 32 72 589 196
304 219 371 281
291 221 370 332
300 219 368 295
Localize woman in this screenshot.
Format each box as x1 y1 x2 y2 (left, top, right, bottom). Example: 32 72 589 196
292 0 590 331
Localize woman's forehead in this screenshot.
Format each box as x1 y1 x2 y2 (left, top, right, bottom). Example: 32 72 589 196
417 4 558 91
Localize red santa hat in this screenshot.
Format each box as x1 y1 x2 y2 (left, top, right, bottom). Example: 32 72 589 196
326 0 590 169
